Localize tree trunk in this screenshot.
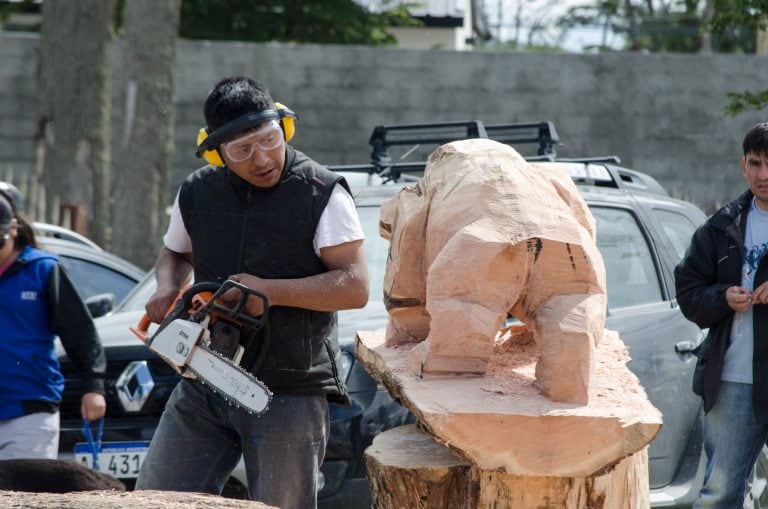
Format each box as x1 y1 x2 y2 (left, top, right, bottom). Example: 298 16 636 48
365 424 479 509
758 17 768 56
365 424 650 509
699 0 715 54
624 0 642 51
111 0 181 269
38 0 116 246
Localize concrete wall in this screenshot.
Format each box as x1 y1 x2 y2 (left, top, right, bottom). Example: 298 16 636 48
1 32 767 214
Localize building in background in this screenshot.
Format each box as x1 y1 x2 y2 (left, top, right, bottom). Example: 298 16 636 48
355 0 490 50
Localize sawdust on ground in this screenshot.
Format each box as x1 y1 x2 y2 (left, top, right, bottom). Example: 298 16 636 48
0 490 276 509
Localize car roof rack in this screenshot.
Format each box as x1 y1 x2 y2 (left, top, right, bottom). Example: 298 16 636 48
327 120 559 182
327 120 664 195
484 122 559 157
556 156 622 164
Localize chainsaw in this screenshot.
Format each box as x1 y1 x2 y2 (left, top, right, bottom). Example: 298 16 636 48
130 280 272 415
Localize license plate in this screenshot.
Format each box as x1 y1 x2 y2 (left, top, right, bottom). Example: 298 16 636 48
74 441 149 479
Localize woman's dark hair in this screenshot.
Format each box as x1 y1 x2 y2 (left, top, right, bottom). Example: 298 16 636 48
0 189 37 249
743 122 768 157
203 76 275 133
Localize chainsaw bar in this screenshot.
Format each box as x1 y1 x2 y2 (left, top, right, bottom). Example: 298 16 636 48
187 345 272 415
141 280 273 415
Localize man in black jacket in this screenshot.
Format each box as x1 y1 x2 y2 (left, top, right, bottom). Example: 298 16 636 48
676 122 768 507
135 77 369 509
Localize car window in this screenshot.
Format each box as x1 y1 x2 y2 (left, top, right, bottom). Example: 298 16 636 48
650 208 698 263
591 206 663 309
358 205 389 301
59 255 138 303
119 273 158 312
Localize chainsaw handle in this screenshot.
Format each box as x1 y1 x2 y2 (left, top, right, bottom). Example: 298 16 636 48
205 279 269 329
131 280 269 343
129 285 193 343
129 314 153 343
136 314 152 333
178 282 221 312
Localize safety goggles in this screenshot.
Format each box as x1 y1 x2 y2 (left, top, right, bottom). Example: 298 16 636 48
221 120 284 163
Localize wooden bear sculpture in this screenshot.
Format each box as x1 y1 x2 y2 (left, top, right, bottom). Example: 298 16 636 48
379 138 606 404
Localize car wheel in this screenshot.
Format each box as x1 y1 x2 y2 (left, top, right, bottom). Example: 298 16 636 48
222 478 248 499
746 444 768 508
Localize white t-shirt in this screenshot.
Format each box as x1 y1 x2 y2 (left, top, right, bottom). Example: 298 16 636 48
722 198 768 383
163 183 365 257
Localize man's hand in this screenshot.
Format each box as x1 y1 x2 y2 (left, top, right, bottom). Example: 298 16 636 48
145 284 182 323
81 392 106 421
222 274 268 316
726 285 752 312
146 247 193 323
753 282 768 305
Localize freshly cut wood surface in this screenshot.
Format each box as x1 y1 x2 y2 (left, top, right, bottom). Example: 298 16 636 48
365 424 650 509
356 329 661 478
379 138 607 403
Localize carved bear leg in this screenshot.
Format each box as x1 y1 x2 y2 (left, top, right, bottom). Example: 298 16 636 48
409 227 528 377
531 293 605 404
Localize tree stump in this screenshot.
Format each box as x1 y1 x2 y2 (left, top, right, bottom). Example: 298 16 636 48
365 424 478 509
365 424 650 509
357 329 660 508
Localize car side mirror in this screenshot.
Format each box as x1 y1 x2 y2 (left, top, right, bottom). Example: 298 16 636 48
85 293 115 318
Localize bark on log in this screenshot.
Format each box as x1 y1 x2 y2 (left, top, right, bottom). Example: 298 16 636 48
365 424 478 509
365 424 650 509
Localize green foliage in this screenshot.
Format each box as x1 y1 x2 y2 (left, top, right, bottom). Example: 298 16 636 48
179 0 419 45
712 0 768 115
638 14 756 53
708 0 768 34
557 0 766 113
725 90 768 116
558 0 759 53
0 0 41 31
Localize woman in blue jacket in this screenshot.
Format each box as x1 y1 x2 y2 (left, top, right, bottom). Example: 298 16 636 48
0 190 106 459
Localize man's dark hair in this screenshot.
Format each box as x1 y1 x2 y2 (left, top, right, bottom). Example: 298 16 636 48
743 122 768 157
203 76 275 133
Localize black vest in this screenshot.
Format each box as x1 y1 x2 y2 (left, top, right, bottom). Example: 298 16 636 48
178 146 350 404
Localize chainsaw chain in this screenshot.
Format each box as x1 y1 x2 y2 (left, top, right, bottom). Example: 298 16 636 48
186 346 272 416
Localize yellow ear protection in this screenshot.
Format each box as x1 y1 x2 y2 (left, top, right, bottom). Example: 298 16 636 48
195 102 298 167
275 102 297 142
